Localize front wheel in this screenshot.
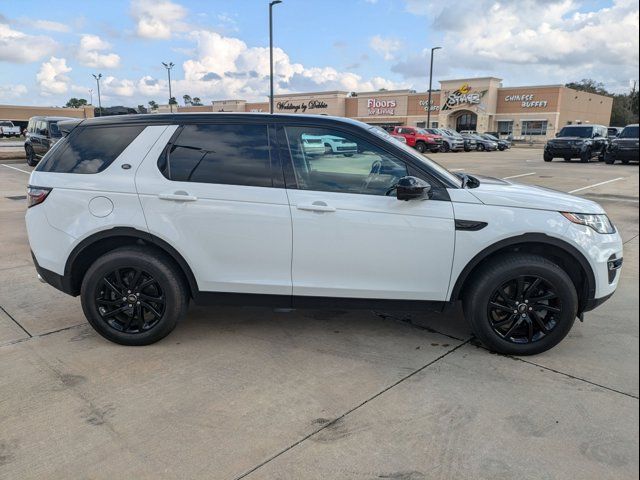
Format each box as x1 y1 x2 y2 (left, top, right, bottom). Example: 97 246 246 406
580 150 591 163
81 246 189 346
477 144 485 151
604 152 616 164
463 253 578 355
26 146 37 167
543 152 553 162
415 142 426 153
441 142 451 153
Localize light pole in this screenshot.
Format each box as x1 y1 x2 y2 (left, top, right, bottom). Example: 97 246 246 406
88 89 93 106
426 46 441 129
162 62 175 113
92 74 102 117
269 0 282 114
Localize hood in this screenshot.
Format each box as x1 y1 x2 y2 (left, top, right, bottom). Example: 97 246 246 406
549 136 589 142
612 137 639 146
466 175 605 214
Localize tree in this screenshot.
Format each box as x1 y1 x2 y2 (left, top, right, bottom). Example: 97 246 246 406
148 100 158 111
565 79 608 96
183 94 192 106
65 98 88 108
169 97 178 106
137 105 147 114
191 97 203 106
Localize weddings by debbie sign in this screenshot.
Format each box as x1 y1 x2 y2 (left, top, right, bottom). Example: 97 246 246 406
276 100 329 113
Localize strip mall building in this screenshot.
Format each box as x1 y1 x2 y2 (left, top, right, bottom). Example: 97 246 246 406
182 76 613 140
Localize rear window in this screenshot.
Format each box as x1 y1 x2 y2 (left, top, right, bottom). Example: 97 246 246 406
38 125 144 174
159 124 272 187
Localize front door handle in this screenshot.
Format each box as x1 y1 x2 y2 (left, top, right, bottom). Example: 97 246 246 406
296 201 336 213
158 191 198 202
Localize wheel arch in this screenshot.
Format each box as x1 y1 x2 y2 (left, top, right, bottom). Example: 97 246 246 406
64 227 198 297
450 233 596 312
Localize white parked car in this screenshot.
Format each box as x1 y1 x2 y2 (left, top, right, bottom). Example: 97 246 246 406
321 134 357 155
0 120 21 137
27 114 623 354
300 134 325 156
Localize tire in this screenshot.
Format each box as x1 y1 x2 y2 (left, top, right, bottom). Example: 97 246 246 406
26 146 38 167
477 144 485 151
543 152 553 162
498 145 506 151
441 142 451 153
415 142 427 153
580 150 591 163
463 253 578 355
621 159 630 164
598 148 606 162
81 246 189 346
604 152 616 165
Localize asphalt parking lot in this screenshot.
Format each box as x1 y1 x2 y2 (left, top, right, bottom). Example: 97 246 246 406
1 149 638 480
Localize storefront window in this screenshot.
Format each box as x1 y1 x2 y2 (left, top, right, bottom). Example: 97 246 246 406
430 121 439 128
497 121 513 135
522 120 548 136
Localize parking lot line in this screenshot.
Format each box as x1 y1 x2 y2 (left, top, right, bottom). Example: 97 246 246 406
502 172 536 180
1 164 31 174
568 177 626 194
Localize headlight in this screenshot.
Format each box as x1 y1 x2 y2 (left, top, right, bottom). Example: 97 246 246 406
561 212 615 234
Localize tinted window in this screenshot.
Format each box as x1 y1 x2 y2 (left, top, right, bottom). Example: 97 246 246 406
558 126 593 138
160 124 271 187
620 126 639 138
285 126 408 195
38 125 144 174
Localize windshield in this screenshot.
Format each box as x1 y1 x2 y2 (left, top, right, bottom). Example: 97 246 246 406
619 126 639 138
0 121 14 127
49 122 61 137
368 126 462 187
558 126 594 138
483 133 498 141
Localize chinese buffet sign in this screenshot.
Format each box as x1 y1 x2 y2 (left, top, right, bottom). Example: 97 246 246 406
504 94 548 108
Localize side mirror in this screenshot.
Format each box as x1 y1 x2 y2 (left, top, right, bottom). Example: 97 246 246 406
555 132 560 137
396 176 432 201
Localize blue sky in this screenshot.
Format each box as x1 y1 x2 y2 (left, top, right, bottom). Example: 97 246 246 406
1 0 638 107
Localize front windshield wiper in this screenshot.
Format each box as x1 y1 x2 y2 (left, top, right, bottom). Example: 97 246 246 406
455 172 480 189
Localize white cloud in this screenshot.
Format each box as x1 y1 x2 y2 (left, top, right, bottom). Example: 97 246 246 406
130 0 187 39
32 19 70 33
369 35 402 61
398 0 639 91
0 22 57 63
0 84 28 100
77 34 121 68
36 57 72 95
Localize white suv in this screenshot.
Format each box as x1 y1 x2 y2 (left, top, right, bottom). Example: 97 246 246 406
26 114 623 354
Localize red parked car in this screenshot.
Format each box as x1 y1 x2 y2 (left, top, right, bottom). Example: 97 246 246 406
392 126 442 153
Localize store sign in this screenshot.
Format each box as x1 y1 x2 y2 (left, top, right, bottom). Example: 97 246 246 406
504 94 548 108
367 98 397 115
442 83 486 110
419 99 440 112
276 100 328 113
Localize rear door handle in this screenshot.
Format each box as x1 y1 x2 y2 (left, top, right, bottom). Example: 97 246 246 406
158 191 198 202
296 202 336 213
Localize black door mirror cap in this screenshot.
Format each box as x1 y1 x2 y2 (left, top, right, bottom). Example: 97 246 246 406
396 176 432 201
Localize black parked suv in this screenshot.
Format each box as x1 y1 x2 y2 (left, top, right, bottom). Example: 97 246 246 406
24 116 73 166
605 124 639 165
544 124 608 163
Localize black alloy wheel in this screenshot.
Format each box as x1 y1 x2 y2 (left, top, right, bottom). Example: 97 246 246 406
81 246 188 345
487 275 561 344
95 267 165 334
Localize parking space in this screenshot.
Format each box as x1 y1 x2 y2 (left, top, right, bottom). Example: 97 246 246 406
1 150 638 479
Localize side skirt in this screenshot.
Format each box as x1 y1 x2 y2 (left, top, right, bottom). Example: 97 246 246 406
193 291 448 313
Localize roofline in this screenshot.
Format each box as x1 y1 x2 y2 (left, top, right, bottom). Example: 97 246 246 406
439 77 503 83
274 90 349 97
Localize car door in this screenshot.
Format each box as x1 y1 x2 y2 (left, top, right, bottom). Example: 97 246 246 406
281 124 455 301
33 120 46 157
135 122 292 296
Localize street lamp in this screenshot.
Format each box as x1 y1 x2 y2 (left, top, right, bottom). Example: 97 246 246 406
92 74 102 117
269 0 282 114
426 46 442 129
88 89 93 106
162 62 175 113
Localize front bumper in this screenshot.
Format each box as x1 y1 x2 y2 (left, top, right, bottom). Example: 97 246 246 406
607 148 639 162
545 143 589 158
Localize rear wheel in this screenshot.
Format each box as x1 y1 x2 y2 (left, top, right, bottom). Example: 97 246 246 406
81 246 188 346
604 152 616 164
463 253 578 355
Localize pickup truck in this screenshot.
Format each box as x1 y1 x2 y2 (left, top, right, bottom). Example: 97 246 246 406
0 120 21 138
392 126 442 153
